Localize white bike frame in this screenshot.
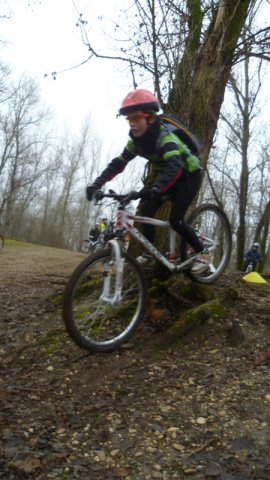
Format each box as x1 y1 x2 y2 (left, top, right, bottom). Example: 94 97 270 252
100 204 217 304
99 237 124 305
114 207 215 272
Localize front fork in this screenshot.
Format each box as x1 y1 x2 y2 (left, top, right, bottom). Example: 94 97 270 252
99 239 124 305
168 229 177 262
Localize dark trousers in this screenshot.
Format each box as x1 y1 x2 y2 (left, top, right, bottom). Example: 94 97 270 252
140 170 204 252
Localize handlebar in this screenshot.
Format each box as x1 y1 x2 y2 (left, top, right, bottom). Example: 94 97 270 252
93 189 172 205
94 189 141 205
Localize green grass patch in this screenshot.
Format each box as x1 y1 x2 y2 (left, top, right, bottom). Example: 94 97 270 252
4 238 41 249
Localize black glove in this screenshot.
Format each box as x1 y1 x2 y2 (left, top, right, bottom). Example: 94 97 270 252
124 191 141 202
139 186 151 200
86 184 100 201
93 189 103 201
150 186 161 199
139 186 161 201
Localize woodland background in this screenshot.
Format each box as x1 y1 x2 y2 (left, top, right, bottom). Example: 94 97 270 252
0 0 270 272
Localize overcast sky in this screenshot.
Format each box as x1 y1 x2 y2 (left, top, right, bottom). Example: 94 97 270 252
1 0 136 158
1 0 270 158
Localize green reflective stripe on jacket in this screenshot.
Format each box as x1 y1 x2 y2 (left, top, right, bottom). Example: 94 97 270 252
126 139 137 156
160 130 189 156
159 129 201 172
121 141 161 165
119 124 201 176
119 140 137 163
163 149 180 160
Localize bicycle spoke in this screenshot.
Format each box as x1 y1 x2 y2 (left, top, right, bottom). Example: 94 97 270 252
63 250 146 352
181 204 232 284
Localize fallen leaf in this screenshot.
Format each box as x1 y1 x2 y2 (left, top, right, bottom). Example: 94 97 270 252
112 468 130 478
13 457 41 473
146 305 166 320
253 345 270 367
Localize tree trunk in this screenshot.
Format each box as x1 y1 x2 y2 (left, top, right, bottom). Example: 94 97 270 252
146 0 251 254
255 201 270 272
169 0 250 166
236 52 251 269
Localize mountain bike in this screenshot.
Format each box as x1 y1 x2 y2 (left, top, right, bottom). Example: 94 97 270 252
63 191 232 353
244 261 257 274
80 236 104 254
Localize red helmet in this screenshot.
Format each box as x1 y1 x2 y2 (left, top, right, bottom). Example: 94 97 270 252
119 89 160 115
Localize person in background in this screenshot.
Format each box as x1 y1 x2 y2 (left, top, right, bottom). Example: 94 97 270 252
89 223 100 242
100 218 108 234
86 89 209 274
244 242 262 272
103 220 116 238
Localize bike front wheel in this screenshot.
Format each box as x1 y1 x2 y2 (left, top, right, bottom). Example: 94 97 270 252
181 203 232 284
63 248 147 352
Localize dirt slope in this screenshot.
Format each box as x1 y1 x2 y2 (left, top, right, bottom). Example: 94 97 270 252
1 241 270 480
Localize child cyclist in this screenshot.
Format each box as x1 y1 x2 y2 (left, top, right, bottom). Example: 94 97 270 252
244 242 262 272
86 89 209 274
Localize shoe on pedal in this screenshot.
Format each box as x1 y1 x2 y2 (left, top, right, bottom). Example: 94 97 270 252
191 251 210 274
136 253 156 267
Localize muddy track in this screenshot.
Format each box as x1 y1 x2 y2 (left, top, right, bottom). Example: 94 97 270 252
1 241 270 480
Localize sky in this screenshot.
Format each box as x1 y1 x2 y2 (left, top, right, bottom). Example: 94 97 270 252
1 0 136 160
1 0 270 161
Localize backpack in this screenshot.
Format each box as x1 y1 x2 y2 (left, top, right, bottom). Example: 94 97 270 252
158 113 202 155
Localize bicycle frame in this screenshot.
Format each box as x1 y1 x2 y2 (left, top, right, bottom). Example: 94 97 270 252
116 209 177 272
64 196 231 352
99 199 219 304
113 207 208 273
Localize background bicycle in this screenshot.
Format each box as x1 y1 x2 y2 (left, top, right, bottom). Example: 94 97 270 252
80 235 104 254
245 261 253 274
64 190 232 353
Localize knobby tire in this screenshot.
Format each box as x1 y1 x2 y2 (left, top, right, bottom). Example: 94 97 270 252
181 203 232 284
63 248 146 352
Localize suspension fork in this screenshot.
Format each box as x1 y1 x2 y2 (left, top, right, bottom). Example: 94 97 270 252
99 239 124 305
168 229 177 262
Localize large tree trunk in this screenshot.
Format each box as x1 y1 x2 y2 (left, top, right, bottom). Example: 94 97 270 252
169 0 250 167
146 1 251 254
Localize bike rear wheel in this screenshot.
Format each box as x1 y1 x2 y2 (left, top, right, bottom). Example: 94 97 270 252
0 235 4 251
63 248 147 352
181 203 232 284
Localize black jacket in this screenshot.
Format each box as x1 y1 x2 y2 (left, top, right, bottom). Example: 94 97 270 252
92 120 201 194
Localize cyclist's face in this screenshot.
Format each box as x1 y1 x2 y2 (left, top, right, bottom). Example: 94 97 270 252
126 111 154 137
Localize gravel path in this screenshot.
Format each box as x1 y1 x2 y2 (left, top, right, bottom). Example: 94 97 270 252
1 241 270 480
